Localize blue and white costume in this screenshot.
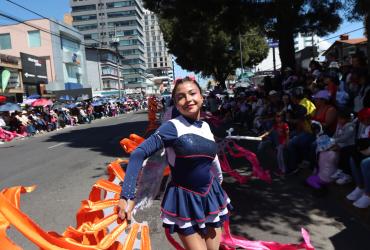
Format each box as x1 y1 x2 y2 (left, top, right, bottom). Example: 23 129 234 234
121 115 232 235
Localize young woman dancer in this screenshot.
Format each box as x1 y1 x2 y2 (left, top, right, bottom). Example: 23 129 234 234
118 77 232 250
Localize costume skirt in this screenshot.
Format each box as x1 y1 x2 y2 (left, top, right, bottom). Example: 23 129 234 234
160 178 232 236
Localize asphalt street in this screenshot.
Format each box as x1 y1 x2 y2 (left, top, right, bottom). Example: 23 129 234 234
1 112 369 250
0 111 171 249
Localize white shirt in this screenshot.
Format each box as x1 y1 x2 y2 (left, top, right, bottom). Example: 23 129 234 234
0 117 6 127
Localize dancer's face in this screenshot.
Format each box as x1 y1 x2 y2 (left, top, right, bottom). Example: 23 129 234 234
174 81 203 120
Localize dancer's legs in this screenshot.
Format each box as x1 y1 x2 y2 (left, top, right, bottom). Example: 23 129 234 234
179 232 207 250
205 227 221 250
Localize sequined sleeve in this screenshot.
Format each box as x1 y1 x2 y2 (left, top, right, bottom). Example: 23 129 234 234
120 121 177 199
211 154 223 184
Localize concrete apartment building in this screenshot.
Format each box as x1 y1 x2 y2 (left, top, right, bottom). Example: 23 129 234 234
70 0 147 93
85 47 124 96
0 18 88 97
144 10 173 89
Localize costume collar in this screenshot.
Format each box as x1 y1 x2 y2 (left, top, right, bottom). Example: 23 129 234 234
182 115 203 128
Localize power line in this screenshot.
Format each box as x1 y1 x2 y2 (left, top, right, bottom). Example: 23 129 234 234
5 0 81 36
0 11 92 48
316 26 365 44
0 11 155 84
2 1 156 84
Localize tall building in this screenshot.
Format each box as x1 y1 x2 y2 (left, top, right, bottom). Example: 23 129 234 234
70 0 147 93
144 10 173 90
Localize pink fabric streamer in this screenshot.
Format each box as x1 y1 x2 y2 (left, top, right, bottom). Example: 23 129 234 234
221 220 315 250
165 220 315 250
165 228 185 250
219 152 249 184
226 141 271 183
0 128 25 142
218 140 271 184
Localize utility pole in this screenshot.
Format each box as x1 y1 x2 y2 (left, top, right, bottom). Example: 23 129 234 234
172 56 175 82
239 32 244 74
272 46 276 72
311 32 315 59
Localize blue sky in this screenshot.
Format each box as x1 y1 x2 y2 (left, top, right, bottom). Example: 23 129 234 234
0 0 366 86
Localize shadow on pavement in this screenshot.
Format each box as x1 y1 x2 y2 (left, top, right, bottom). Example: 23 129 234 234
45 120 148 158
222 147 370 249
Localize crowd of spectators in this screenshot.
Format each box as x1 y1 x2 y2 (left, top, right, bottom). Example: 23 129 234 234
0 98 147 143
205 54 370 209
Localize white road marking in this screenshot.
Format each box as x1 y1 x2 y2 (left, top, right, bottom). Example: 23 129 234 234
48 143 66 149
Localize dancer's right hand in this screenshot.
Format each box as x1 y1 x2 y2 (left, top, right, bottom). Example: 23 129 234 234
118 199 135 222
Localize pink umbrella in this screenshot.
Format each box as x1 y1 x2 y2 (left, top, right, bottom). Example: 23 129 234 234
22 99 37 105
31 98 53 107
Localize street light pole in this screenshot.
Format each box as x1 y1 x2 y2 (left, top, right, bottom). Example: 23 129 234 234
111 24 122 99
116 46 122 99
112 41 121 99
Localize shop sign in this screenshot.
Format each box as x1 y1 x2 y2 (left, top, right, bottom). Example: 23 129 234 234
0 54 19 66
20 52 48 84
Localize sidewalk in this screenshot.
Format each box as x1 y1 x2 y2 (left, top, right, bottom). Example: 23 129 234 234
219 134 370 249
0 111 140 144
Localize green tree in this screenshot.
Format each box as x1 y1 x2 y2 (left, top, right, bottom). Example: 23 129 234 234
145 0 342 73
344 0 370 71
143 0 268 88
248 0 342 70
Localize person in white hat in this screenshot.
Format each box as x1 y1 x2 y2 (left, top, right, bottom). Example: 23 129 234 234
306 134 339 189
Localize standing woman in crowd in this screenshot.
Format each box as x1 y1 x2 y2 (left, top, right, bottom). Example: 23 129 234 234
118 77 231 250
312 90 337 136
353 72 370 113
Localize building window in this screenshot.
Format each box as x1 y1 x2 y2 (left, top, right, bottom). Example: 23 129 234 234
71 4 96 12
75 24 98 31
154 63 157 67
61 37 80 53
107 10 136 18
28 30 41 48
0 33 12 50
106 1 135 8
73 14 97 21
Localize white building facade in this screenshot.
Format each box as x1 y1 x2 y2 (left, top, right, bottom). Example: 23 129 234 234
144 10 173 90
255 33 331 72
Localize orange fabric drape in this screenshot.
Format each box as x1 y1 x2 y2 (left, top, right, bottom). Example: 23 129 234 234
0 159 152 249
